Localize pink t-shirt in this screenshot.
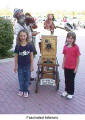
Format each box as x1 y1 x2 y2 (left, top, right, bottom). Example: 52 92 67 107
63 44 80 69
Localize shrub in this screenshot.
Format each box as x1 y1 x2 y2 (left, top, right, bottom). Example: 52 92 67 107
0 17 14 57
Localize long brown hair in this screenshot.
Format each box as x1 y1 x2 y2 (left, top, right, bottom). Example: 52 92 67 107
65 31 76 46
16 29 29 45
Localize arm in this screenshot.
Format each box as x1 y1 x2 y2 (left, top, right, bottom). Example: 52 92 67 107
74 56 80 73
30 52 34 72
14 53 18 73
14 23 21 35
32 24 37 29
62 55 65 69
32 31 40 36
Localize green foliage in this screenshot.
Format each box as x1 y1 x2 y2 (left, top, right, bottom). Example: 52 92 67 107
0 50 14 59
0 17 14 57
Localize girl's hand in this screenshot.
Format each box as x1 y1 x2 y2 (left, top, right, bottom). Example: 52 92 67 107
14 66 18 73
74 68 77 73
30 65 34 72
62 63 64 69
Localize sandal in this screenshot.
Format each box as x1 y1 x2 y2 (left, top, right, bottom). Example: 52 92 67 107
17 91 23 96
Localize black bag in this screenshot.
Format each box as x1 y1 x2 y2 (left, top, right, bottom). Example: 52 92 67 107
30 40 37 55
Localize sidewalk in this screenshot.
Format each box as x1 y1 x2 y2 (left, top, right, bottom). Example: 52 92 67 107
0 31 85 114
0 58 14 64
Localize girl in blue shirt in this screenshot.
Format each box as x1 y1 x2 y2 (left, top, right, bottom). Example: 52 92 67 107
14 29 33 97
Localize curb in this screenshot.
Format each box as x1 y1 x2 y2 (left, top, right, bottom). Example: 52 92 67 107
0 57 14 64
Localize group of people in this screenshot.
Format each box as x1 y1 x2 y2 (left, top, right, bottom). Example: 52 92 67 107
13 8 80 99
13 8 39 97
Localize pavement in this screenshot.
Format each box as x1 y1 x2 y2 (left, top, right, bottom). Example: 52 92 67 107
0 28 85 114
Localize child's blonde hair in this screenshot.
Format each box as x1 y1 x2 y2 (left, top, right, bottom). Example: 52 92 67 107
16 29 29 45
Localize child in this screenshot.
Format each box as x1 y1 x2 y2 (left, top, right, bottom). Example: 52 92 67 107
14 29 34 98
62 31 80 99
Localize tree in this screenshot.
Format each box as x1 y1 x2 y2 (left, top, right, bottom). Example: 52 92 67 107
0 17 14 57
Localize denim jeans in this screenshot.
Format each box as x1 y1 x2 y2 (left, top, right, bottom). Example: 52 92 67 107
18 65 31 92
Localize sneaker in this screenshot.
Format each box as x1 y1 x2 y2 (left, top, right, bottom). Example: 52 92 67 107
30 78 35 81
66 94 73 99
24 92 29 98
17 91 23 96
61 91 68 97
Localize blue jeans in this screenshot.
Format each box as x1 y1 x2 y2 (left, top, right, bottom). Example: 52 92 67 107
18 65 31 92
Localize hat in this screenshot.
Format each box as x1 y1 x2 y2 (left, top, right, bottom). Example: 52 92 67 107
13 8 23 18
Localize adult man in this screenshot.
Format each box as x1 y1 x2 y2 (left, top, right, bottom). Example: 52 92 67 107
13 8 32 43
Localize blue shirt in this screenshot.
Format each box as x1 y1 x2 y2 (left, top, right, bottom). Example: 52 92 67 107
14 43 33 66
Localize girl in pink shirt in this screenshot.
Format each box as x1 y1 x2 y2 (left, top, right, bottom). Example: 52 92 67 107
62 31 80 99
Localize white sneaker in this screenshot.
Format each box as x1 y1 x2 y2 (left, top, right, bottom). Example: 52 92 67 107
61 91 68 97
66 94 73 99
24 92 29 98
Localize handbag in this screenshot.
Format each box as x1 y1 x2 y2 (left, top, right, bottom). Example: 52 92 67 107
30 40 37 55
